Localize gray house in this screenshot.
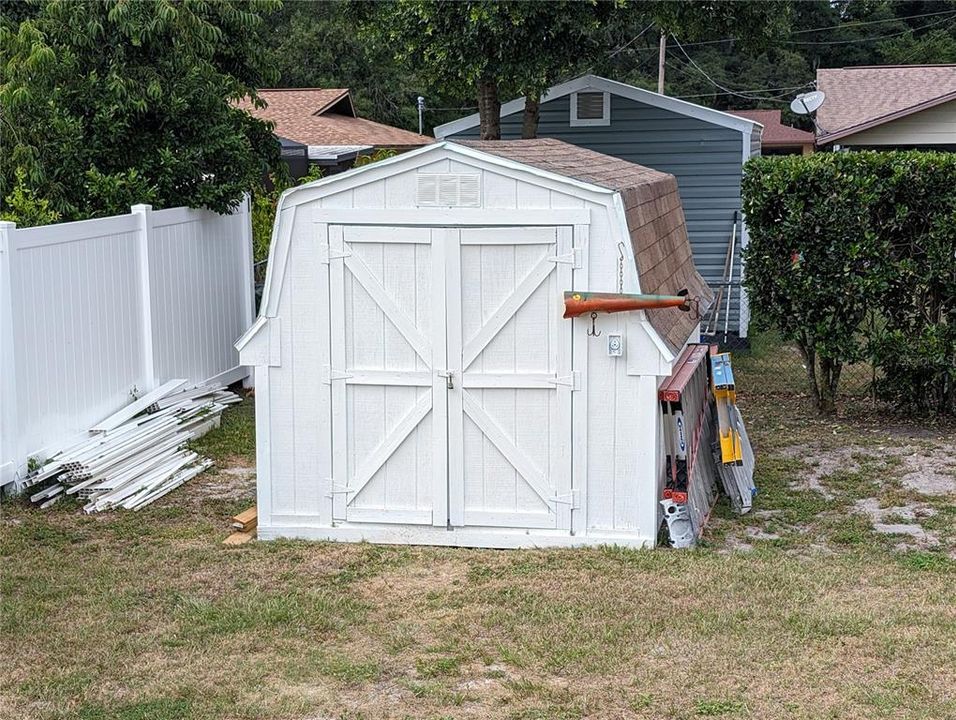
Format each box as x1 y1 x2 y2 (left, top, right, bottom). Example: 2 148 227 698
435 74 763 340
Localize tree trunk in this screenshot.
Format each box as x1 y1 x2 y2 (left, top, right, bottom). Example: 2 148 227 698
817 356 841 415
477 78 501 140
797 337 821 409
522 94 540 139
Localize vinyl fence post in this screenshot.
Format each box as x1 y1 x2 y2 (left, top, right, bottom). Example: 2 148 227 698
239 193 255 389
131 204 156 393
0 221 20 490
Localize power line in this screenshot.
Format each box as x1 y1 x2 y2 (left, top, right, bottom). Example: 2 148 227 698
669 36 814 101
664 56 811 103
631 8 956 51
606 22 656 60
791 8 956 35
783 13 956 45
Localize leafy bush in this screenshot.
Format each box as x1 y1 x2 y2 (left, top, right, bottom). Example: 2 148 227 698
743 151 956 415
250 165 323 265
1 1 281 221
1 168 61 227
252 154 395 265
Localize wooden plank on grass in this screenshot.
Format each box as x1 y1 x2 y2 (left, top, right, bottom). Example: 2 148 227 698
231 506 257 532
223 531 253 546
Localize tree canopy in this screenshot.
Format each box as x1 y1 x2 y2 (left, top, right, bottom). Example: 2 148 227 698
354 0 793 138
261 0 956 136
1 0 283 222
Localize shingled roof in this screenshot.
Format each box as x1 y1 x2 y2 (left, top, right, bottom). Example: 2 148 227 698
816 65 956 143
456 139 714 354
236 89 433 149
730 109 815 147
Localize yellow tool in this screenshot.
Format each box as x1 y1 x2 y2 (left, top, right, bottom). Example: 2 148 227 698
710 352 743 465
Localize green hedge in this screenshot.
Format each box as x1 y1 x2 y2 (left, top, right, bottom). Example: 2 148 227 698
742 151 956 415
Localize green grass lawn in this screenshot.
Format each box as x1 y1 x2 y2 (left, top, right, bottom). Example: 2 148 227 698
2 390 954 720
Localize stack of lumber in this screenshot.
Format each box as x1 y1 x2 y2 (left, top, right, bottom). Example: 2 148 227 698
223 506 257 545
23 380 240 512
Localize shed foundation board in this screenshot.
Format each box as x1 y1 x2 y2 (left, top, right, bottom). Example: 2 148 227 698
259 523 653 549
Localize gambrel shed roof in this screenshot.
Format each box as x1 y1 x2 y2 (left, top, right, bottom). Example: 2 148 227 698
456 139 713 352
239 139 710 363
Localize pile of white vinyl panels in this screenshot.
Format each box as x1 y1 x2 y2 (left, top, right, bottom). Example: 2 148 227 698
22 381 240 512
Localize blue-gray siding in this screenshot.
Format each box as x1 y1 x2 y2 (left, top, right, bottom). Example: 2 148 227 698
448 93 749 335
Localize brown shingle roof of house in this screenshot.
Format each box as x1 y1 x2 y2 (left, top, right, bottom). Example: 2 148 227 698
237 89 433 148
816 65 956 143
457 139 714 354
730 109 815 147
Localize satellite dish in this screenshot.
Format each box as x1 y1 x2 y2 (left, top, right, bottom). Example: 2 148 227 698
790 90 825 115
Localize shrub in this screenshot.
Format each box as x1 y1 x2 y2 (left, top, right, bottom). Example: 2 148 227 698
742 151 956 415
1 167 61 227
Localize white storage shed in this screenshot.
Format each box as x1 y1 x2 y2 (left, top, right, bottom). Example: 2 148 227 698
237 138 712 548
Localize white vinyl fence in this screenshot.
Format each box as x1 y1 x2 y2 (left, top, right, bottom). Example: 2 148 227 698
0 198 254 490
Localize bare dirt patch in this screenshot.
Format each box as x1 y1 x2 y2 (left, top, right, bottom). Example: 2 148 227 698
187 465 256 502
777 445 883 499
777 440 956 501
853 497 940 551
899 446 956 496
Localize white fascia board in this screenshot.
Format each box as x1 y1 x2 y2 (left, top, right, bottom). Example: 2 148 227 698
260 205 296 318
282 142 445 207
641 319 676 365
283 141 613 211
611 191 675 365
307 144 373 161
235 315 267 354
434 74 763 139
444 142 614 199
235 316 281 367
610 193 642 293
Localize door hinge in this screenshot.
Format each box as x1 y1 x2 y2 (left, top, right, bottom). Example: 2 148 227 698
547 372 580 391
548 248 582 269
320 245 352 264
321 365 353 384
551 489 580 509
327 481 354 498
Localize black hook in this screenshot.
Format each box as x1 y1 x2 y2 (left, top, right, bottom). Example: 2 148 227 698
587 311 601 337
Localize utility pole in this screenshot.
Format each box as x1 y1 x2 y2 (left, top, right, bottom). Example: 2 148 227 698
657 30 666 94
417 96 425 135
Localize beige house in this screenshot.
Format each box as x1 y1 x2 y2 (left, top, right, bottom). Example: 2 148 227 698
236 89 432 175
730 109 815 155
815 65 956 150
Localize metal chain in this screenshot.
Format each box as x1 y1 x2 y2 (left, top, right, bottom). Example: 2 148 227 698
617 242 625 293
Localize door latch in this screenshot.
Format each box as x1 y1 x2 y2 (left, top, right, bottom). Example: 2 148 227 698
437 370 455 389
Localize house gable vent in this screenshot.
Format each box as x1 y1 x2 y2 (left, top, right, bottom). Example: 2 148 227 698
416 173 481 207
570 90 611 127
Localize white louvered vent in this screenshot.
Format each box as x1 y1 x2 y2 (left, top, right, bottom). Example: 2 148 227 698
416 173 481 207
576 91 605 120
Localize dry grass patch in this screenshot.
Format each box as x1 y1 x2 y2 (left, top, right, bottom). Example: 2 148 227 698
3 396 956 719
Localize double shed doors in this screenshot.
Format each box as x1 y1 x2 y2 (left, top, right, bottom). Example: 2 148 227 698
328 223 574 530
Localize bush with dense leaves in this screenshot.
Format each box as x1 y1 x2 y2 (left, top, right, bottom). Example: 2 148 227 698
0 0 282 224
742 151 955 415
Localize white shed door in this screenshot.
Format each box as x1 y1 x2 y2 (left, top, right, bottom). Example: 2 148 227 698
329 224 572 531
450 227 573 529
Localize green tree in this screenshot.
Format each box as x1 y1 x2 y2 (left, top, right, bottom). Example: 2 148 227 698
1 0 283 224
262 1 424 131
361 1 792 139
